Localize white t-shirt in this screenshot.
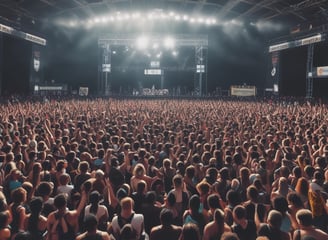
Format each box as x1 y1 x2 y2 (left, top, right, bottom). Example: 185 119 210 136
57 185 74 196
111 213 144 240
84 204 108 221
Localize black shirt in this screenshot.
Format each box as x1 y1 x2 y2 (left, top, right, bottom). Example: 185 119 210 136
232 220 257 240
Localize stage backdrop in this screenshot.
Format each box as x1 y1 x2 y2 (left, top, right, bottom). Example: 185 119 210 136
30 44 44 94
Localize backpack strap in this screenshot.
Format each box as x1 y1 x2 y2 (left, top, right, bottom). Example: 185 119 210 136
118 213 135 229
295 229 301 240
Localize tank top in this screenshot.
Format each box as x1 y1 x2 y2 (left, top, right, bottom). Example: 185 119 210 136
10 203 22 234
81 232 103 240
55 213 76 240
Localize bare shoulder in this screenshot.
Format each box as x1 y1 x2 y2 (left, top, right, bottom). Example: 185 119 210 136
47 211 56 221
76 232 86 240
100 231 110 240
150 225 161 233
173 225 182 231
224 224 231 232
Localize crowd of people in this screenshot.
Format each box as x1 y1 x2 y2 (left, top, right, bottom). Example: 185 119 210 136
0 97 328 240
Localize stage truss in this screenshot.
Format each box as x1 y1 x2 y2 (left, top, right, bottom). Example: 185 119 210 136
268 24 328 98
98 34 208 96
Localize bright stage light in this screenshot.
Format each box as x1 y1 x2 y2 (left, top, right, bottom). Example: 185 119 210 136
147 13 154 20
197 18 204 23
172 51 178 57
62 10 217 28
175 15 181 21
69 21 76 27
153 43 159 49
164 37 175 49
132 12 141 19
136 36 149 50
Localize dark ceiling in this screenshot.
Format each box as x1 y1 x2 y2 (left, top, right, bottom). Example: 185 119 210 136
1 0 328 32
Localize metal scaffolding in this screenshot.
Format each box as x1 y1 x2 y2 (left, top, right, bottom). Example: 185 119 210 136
98 34 208 96
306 44 314 98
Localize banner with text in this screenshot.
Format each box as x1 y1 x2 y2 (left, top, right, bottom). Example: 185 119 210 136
30 44 44 94
230 86 256 96
316 66 328 77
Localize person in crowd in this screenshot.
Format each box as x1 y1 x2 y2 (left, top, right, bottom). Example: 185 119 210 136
272 196 293 234
168 174 189 222
46 190 87 240
109 197 145 240
130 164 153 192
140 191 162 234
257 210 290 240
293 209 328 240
24 197 47 240
179 223 201 240
84 190 109 231
287 192 305 230
74 161 91 192
0 211 11 240
9 187 27 238
150 208 182 240
232 205 257 240
203 208 231 240
183 194 206 235
57 173 74 197
131 180 147 214
76 214 110 240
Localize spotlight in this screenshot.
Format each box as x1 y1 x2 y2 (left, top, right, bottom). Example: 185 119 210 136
197 18 204 23
69 21 76 27
136 36 149 50
147 13 153 20
164 37 175 49
172 51 178 57
94 17 100 23
132 12 141 19
175 15 181 21
183 15 189 21
153 43 159 49
124 14 130 20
